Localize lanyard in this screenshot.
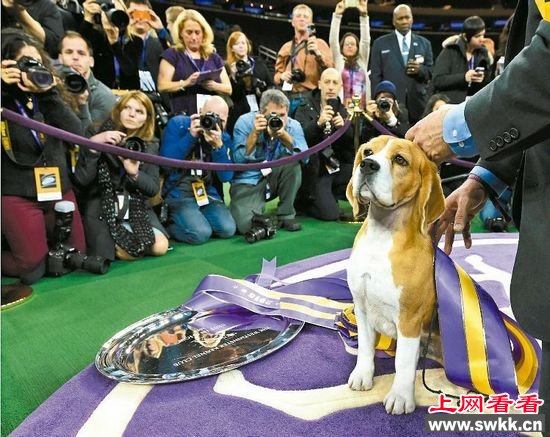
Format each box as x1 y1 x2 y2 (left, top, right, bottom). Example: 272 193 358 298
14 98 45 151
140 35 149 70
185 50 206 72
468 56 475 70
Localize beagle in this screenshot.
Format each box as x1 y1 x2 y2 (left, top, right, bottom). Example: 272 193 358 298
346 136 445 415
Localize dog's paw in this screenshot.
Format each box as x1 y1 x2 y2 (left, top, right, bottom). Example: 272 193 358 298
383 390 416 415
347 364 374 391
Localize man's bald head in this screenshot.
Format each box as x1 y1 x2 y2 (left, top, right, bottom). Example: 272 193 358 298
392 4 413 35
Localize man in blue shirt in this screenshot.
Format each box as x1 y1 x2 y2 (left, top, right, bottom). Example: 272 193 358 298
231 89 308 234
160 96 236 245
407 1 549 430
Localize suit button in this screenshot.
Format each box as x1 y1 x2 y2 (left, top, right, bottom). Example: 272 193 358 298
495 136 504 147
489 140 497 151
510 127 519 139
503 131 512 143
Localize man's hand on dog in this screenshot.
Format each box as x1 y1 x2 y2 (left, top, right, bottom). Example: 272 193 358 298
405 106 456 164
432 177 488 255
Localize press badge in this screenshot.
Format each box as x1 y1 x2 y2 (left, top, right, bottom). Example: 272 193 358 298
192 180 209 206
260 160 272 177
246 94 259 112
282 81 293 91
34 167 62 201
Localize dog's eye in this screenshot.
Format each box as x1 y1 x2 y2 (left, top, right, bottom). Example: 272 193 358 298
363 149 373 157
393 155 408 166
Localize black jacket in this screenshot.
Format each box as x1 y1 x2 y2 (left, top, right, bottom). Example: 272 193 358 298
432 35 493 104
1 85 82 198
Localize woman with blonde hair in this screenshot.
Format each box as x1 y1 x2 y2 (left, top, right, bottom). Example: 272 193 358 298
74 90 169 261
224 31 272 133
157 9 231 115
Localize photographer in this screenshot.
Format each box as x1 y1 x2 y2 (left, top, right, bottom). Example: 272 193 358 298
79 0 141 90
74 91 169 260
432 16 494 104
362 80 410 140
231 89 308 234
57 31 117 128
224 31 273 135
294 68 354 221
159 96 236 245
274 4 333 116
1 0 64 58
1 30 86 285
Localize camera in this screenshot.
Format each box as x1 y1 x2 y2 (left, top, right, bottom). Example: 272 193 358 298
290 68 306 83
16 56 53 89
56 64 87 94
123 136 146 152
48 201 110 276
475 66 485 74
244 213 277 244
145 92 170 130
252 78 267 98
235 59 253 79
200 112 223 131
320 147 340 173
307 24 316 37
93 0 129 30
376 97 392 113
266 112 283 131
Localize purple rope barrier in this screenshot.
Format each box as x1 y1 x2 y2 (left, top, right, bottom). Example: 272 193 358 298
1 108 351 171
361 113 476 170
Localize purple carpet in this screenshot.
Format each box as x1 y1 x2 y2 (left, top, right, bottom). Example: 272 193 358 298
13 234 523 437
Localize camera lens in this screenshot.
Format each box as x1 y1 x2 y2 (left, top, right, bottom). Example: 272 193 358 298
82 255 110 274
245 226 267 244
124 136 145 152
200 112 220 131
17 57 54 89
376 98 392 113
267 113 283 131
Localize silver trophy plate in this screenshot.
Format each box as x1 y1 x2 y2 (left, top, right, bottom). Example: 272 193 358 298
95 307 304 384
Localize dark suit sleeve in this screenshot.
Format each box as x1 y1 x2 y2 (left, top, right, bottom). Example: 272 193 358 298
369 39 383 96
415 38 433 83
465 20 550 162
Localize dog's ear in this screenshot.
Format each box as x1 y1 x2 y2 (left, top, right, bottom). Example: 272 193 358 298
417 158 445 234
346 143 367 218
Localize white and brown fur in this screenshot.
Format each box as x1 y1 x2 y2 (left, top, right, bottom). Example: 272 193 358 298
346 136 445 415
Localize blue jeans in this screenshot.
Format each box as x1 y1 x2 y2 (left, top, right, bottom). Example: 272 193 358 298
166 197 236 245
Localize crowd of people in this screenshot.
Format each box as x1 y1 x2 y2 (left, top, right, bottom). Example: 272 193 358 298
1 0 508 287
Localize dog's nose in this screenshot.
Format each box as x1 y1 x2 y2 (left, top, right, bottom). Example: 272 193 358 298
360 158 380 174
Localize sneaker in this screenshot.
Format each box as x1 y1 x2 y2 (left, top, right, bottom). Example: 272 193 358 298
278 218 302 232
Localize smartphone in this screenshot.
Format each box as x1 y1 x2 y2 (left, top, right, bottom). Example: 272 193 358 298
475 67 485 74
344 0 358 9
131 10 151 21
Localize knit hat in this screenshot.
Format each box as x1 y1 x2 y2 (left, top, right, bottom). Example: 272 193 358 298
374 80 397 98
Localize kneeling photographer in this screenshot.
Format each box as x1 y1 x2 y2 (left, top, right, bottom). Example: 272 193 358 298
363 80 410 139
294 68 354 221
160 96 236 245
74 91 169 261
1 30 86 285
231 89 308 235
224 31 273 134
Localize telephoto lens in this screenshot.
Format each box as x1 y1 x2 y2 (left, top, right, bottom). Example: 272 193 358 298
56 65 87 94
16 56 54 89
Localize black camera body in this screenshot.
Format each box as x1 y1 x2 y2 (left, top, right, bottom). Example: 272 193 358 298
320 147 340 173
47 201 110 276
93 0 129 30
307 24 316 37
123 136 146 152
376 97 392 113
244 213 277 244
235 59 253 79
56 64 88 94
290 68 306 83
266 112 283 132
16 56 53 89
145 92 170 130
200 112 223 131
